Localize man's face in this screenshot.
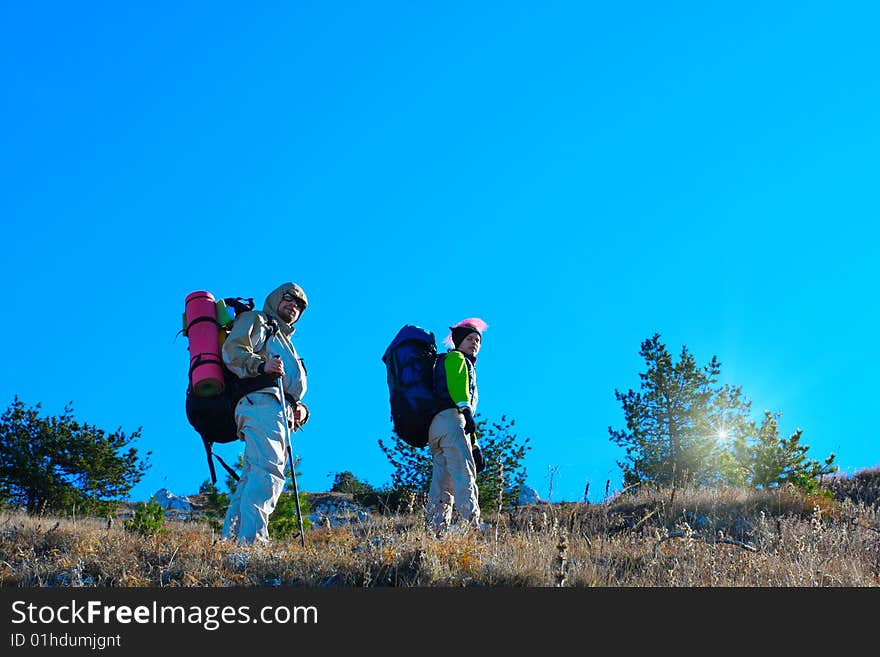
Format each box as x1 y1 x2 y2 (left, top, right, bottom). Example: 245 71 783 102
458 332 481 358
277 292 304 323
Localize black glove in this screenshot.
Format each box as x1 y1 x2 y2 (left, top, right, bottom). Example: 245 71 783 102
472 444 486 473
461 406 476 435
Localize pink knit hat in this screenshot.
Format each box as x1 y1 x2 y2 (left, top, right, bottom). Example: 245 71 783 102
443 317 488 349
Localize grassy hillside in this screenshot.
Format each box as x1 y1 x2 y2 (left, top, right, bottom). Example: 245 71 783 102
2 471 879 587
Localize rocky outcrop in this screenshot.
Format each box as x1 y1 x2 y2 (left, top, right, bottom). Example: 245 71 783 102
153 488 192 512
517 485 549 505
306 492 372 527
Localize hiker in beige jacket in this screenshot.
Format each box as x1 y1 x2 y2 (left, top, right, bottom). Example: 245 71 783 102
221 282 309 545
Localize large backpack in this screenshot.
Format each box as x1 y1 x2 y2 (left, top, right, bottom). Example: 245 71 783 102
381 325 441 448
182 293 277 485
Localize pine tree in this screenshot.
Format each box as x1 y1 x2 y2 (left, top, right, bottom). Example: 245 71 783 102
377 435 433 494
610 335 836 493
476 414 530 510
0 396 150 514
608 334 752 488
730 410 837 492
330 471 375 495
198 479 229 532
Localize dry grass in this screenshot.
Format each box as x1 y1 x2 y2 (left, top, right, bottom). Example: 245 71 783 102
2 483 878 587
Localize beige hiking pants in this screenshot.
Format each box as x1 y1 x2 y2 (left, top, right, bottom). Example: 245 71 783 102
426 407 480 531
222 390 291 545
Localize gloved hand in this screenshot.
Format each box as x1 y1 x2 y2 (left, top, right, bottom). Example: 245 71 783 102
294 401 309 427
472 444 486 473
461 406 476 435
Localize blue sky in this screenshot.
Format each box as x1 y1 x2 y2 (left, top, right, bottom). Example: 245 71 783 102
2 1 877 504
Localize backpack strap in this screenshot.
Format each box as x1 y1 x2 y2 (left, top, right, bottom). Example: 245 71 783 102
217 311 281 403
203 438 240 485
245 311 278 354
188 352 224 378
264 313 279 336
213 451 240 484
233 372 279 398
223 297 255 317
186 314 221 330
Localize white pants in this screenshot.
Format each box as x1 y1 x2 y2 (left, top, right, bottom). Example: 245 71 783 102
222 390 290 545
426 407 480 531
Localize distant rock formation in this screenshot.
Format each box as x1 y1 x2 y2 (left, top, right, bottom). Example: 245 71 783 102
517 485 549 505
153 488 192 512
307 492 371 527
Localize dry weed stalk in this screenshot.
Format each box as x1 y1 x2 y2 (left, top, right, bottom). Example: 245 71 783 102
494 460 505 547
555 533 568 587
654 531 758 557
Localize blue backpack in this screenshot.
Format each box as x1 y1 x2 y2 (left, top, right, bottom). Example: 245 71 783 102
382 325 440 448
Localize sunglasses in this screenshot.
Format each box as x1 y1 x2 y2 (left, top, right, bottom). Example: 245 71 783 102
282 291 304 308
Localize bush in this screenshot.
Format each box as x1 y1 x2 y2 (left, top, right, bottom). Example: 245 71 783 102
268 492 312 540
354 485 426 515
828 468 880 507
124 498 165 536
198 480 229 533
330 471 376 496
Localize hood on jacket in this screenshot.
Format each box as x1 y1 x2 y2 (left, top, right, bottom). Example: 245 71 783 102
263 282 308 328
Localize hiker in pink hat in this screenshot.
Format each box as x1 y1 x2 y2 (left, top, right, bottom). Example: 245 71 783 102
426 317 488 533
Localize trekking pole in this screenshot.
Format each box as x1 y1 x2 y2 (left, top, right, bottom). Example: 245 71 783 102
276 358 306 547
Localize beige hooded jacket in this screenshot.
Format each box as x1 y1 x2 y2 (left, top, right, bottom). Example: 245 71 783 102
221 282 308 406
